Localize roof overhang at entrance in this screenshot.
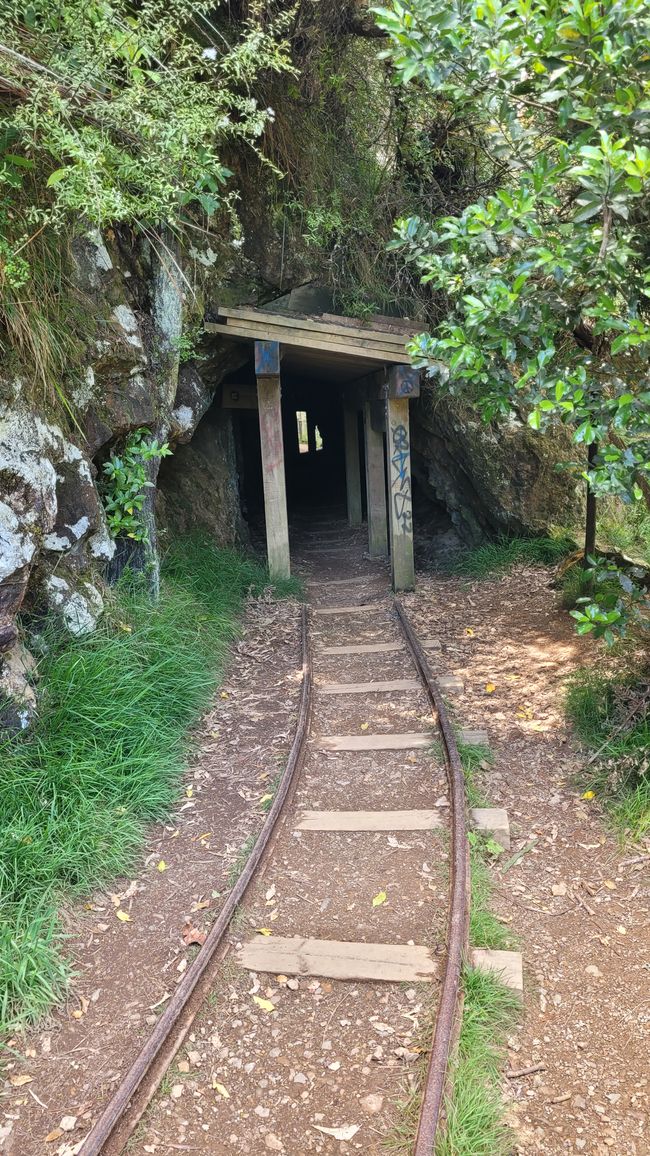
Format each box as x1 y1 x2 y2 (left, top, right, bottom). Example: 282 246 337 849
205 304 417 385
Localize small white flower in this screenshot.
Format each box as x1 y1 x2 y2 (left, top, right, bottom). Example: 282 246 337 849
265 107 276 121
202 47 217 60
231 238 244 250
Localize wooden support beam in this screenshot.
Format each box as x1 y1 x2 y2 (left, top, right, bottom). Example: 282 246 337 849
386 391 415 592
343 407 362 527
255 340 290 581
364 401 388 557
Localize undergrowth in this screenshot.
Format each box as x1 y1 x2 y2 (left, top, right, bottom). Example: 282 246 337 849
436 968 520 1156
437 738 518 1153
565 668 649 839
0 535 296 1033
453 535 573 579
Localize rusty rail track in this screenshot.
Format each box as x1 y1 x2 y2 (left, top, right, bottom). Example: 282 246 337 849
80 595 470 1155
80 606 312 1155
395 600 470 1153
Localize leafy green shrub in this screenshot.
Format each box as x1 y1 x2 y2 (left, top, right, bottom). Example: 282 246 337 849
101 429 172 542
0 536 293 1030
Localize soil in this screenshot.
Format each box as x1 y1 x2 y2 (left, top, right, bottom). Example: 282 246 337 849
0 595 303 1156
402 567 650 1156
2 526 648 1156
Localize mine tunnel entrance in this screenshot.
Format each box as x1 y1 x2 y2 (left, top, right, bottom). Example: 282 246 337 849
205 304 451 591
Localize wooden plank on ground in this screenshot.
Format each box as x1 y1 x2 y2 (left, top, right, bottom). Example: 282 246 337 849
471 949 523 994
238 936 438 983
308 576 384 589
295 809 443 831
470 807 510 850
318 732 431 751
320 641 404 655
313 604 387 616
460 728 489 746
320 678 420 695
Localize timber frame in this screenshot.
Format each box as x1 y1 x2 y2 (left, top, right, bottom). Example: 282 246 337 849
205 305 420 592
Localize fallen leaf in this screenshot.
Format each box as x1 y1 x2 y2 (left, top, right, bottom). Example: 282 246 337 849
212 1080 230 1098
464 627 474 637
253 996 275 1012
582 790 595 800
186 786 193 798
182 923 207 947
603 880 616 890
360 722 369 731
9 1075 32 1087
265 884 276 901
313 1125 360 1141
485 682 496 694
372 891 387 907
190 899 210 912
617 925 627 935
115 909 131 922
157 860 168 872
259 794 273 805
256 927 273 936
276 974 289 984
45 1129 63 1143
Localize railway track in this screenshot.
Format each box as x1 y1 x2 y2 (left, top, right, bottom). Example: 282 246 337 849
80 520 485 1155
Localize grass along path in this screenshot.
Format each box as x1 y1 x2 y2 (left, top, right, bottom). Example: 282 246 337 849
0 536 299 1033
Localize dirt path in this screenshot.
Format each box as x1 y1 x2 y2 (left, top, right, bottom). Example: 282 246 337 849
130 523 451 1154
403 568 650 1156
1 597 303 1155
2 538 648 1156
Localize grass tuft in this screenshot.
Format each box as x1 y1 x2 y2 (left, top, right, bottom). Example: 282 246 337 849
0 535 295 1032
565 668 649 839
453 535 573 579
436 968 520 1156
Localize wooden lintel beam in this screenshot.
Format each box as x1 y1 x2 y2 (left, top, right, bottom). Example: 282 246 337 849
387 364 420 399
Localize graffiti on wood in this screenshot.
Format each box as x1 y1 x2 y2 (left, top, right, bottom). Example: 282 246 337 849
390 421 412 535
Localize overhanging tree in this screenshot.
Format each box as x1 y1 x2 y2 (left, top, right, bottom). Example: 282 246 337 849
374 0 650 641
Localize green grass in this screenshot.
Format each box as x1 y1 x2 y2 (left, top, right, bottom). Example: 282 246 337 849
565 667 649 839
0 535 297 1033
468 845 514 951
453 535 574 579
457 739 493 808
599 498 650 563
436 968 520 1156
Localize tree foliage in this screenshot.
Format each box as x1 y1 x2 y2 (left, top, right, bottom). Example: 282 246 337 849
375 0 650 639
0 1 293 284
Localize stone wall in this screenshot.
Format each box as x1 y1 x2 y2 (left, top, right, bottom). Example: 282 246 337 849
411 386 580 547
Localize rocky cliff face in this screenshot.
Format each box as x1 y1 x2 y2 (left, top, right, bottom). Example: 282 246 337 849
0 228 247 731
0 226 579 733
411 387 580 547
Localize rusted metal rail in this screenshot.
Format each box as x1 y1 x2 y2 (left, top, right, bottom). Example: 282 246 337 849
80 605 312 1155
395 599 471 1154
80 596 470 1155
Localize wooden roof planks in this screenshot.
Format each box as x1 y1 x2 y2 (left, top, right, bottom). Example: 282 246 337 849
205 304 417 365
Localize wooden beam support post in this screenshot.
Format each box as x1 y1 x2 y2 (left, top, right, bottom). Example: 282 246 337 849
385 365 419 592
255 340 290 580
363 401 388 557
343 406 362 527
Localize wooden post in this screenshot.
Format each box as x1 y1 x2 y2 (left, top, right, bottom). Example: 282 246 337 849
386 365 418 592
343 407 362 527
363 401 388 557
255 340 290 580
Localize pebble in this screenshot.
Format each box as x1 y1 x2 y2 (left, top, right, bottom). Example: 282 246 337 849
361 1093 384 1114
265 1134 284 1151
